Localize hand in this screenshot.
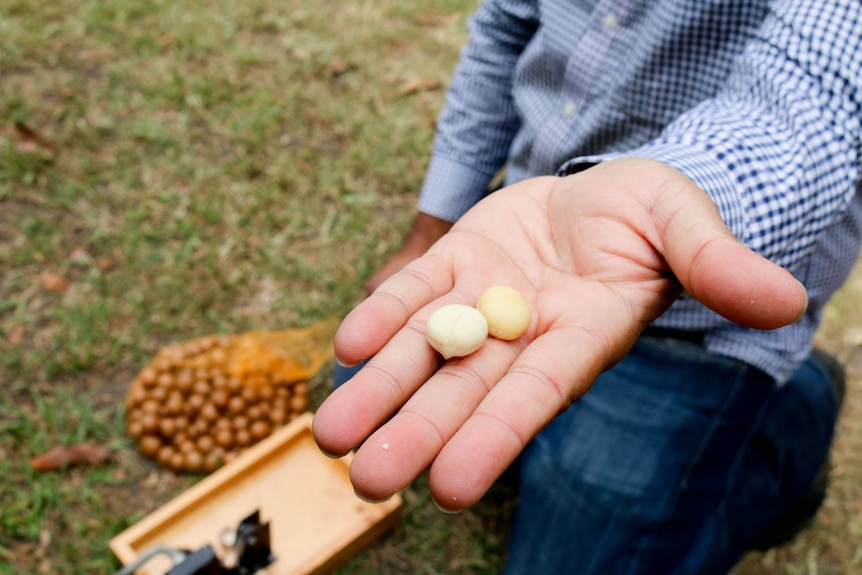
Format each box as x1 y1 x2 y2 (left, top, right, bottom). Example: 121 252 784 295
364 213 453 294
313 158 807 511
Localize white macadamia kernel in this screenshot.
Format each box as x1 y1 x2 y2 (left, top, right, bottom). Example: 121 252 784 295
425 304 489 359
476 285 531 341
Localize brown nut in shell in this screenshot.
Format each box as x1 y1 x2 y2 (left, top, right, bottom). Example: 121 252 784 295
125 333 312 474
139 435 162 457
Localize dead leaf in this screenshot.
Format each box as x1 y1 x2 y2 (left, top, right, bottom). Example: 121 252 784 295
141 470 161 488
294 157 311 172
30 444 112 472
413 13 460 26
329 58 356 78
397 78 442 96
8 324 24 347
11 121 54 153
41 273 68 293
97 257 114 271
69 247 91 266
38 523 51 550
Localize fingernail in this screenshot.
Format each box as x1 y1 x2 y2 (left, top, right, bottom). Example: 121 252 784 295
335 356 359 368
794 278 809 322
431 496 463 515
316 445 350 459
353 489 394 505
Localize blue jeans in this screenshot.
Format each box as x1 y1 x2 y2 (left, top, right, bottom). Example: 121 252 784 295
332 334 840 574
504 335 840 575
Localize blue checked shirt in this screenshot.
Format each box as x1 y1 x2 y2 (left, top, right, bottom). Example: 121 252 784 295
417 0 862 382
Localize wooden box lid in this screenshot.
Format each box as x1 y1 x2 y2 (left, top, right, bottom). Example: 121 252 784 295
110 412 402 574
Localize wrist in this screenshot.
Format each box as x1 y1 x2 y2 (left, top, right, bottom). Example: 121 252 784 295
404 213 453 249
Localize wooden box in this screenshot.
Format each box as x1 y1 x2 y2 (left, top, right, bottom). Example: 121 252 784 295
110 412 402 574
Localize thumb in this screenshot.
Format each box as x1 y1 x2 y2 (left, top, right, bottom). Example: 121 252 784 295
661 194 807 331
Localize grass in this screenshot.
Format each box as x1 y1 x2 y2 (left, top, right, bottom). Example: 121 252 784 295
0 1 860 573
0 385 136 572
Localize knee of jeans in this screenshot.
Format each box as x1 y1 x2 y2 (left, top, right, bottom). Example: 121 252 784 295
791 354 843 419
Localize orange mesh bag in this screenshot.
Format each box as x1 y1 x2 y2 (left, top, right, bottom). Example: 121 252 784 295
124 318 338 473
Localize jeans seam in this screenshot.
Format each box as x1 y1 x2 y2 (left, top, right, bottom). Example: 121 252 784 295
714 374 776 516
677 364 747 490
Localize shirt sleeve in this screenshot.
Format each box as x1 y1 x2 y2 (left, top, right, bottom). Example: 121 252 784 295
417 0 540 222
563 1 862 271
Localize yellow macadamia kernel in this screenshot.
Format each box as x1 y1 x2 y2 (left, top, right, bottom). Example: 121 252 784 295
476 285 531 340
425 304 489 359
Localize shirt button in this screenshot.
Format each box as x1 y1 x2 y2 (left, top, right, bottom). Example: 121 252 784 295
602 12 619 30
563 100 577 116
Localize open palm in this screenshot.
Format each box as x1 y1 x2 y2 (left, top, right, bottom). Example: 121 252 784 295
313 158 806 511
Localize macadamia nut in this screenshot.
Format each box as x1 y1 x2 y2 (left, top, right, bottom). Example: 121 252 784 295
476 285 531 340
125 334 310 474
425 304 489 359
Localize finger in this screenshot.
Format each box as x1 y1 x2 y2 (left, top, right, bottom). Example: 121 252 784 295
334 256 453 366
684 237 806 329
334 253 453 366
313 313 440 457
347 336 524 502
426 321 615 511
563 158 808 330
659 194 808 330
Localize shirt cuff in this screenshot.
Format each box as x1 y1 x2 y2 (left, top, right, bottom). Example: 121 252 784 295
418 155 498 222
